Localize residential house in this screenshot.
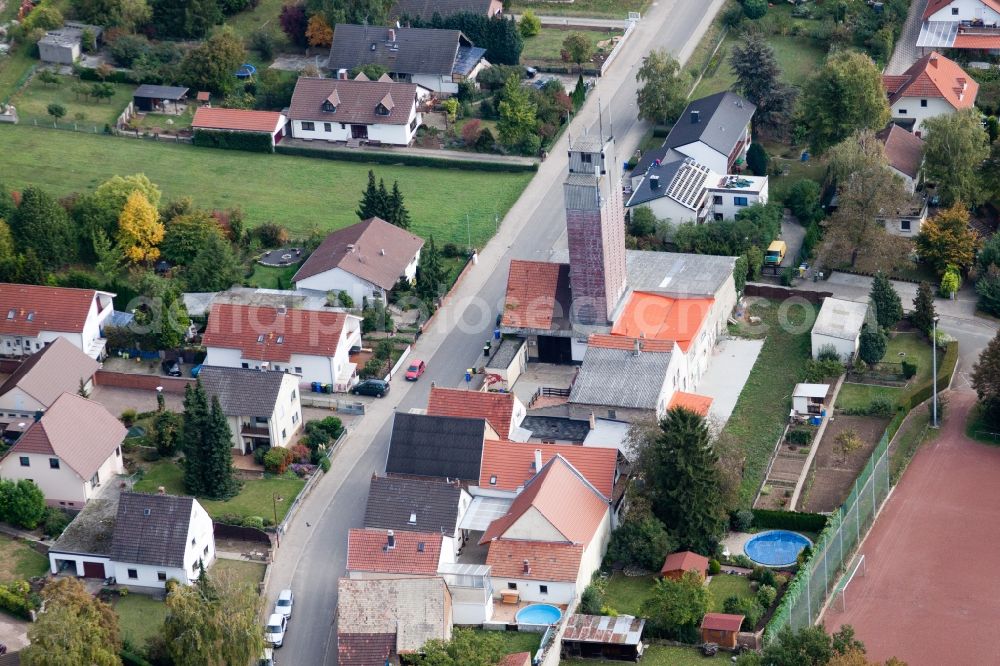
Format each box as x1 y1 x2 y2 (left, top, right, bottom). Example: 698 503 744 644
0 337 99 422
48 489 215 589
877 124 925 194
0 393 125 508
811 298 869 361
918 0 1000 52
197 366 302 454
346 527 449 579
480 456 612 604
191 107 288 147
288 75 424 146
386 412 496 482
327 25 489 95
660 550 709 580
292 217 424 303
364 474 471 556
391 0 502 22
38 22 102 65
882 51 977 136
0 284 115 359
477 440 620 502
426 386 527 441
202 303 363 390
336 577 452 660
627 160 768 222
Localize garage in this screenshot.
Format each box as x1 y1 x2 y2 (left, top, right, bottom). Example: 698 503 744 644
537 336 571 364
82 561 106 578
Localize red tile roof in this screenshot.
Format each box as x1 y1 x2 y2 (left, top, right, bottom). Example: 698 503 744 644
661 550 709 576
486 539 584 582
479 455 608 545
427 387 515 439
346 528 441 576
668 392 713 417
952 32 1000 49
202 303 350 362
876 124 925 179
0 284 108 337
882 51 977 110
923 0 1000 19
0 337 99 408
502 260 570 330
191 107 284 133
288 77 419 126
611 292 714 352
498 653 531 666
701 612 744 633
479 440 617 499
338 632 396 666
587 334 675 353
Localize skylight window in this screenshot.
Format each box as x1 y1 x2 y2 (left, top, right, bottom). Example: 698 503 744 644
25 312 34 321
489 475 497 485
276 336 284 344
408 512 417 524
257 334 265 343
5 310 13 320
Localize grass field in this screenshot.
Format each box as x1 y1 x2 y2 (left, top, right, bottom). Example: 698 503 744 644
694 34 828 99
225 0 291 51
724 299 817 506
213 558 267 589
0 125 532 245
470 629 540 656
565 645 724 665
521 27 621 63
248 263 299 289
10 74 133 127
837 333 935 411
0 535 48 582
115 594 168 646
130 106 196 132
134 459 305 522
512 0 648 18
707 573 753 612
603 574 655 616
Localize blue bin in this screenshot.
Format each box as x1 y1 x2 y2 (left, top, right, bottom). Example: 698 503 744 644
810 416 822 426
311 381 322 393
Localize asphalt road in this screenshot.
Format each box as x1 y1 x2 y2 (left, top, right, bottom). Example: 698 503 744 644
264 1 726 662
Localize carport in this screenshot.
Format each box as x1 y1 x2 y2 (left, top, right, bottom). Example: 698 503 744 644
133 84 189 112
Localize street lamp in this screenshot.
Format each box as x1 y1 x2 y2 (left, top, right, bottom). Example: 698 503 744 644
932 315 940 428
272 494 284 547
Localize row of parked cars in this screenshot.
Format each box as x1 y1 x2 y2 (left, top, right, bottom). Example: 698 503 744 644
265 588 294 651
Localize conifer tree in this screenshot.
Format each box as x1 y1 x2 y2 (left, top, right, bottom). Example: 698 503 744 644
416 236 446 302
869 272 903 329
181 382 209 496
203 396 238 499
387 180 412 229
912 281 937 337
356 170 386 221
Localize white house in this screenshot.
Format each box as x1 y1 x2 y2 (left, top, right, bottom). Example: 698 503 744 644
197 365 302 454
0 392 125 508
918 0 1000 51
882 51 978 137
191 107 288 147
48 490 216 590
877 124 925 194
0 284 115 359
287 75 424 146
811 297 870 361
292 217 424 304
626 159 768 223
0 337 99 421
202 303 362 391
363 474 472 558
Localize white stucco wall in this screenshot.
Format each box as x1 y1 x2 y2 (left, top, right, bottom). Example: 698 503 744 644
296 267 388 305
492 576 577 604
290 110 420 146
48 553 110 578
0 447 122 507
502 507 568 542
707 179 769 220
926 0 1000 23
890 96 958 135
411 74 458 95
811 332 859 362
641 194 705 224
574 511 612 597
0 388 47 417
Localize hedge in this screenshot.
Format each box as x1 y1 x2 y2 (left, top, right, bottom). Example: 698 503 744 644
78 67 146 85
0 581 33 620
275 144 538 173
750 509 828 533
121 650 154 666
193 129 274 153
903 340 958 413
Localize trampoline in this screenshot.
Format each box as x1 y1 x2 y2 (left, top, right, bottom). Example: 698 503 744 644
236 63 257 79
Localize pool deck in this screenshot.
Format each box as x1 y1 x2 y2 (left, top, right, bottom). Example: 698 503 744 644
722 530 811 568
487 600 567 626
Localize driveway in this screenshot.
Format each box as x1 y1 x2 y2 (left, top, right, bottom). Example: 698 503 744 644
779 209 806 268
89 385 184 415
0 613 30 652
699 338 764 429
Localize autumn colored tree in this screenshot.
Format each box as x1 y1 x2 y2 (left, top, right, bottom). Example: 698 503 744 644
306 13 333 48
22 578 122 666
116 191 164 264
915 203 979 275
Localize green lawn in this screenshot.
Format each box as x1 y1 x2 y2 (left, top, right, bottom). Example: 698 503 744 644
225 0 291 51
470 629 540 656
707 573 753 612
723 299 817 506
521 27 621 64
837 333 935 411
130 105 196 132
695 34 827 99
0 124 532 245
213 558 266 589
134 459 305 523
247 263 299 289
114 594 168 647
11 74 132 127
512 0 649 18
565 645 725 665
0 47 36 104
0 535 49 582
603 573 656 617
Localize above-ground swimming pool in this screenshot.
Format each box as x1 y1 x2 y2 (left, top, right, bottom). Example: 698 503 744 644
744 530 812 567
515 604 562 625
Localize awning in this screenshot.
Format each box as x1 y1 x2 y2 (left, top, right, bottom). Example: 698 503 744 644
459 495 513 531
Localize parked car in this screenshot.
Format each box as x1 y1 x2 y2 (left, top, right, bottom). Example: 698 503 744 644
161 359 182 377
404 360 426 381
259 647 275 666
265 613 287 647
351 379 390 398
274 589 294 620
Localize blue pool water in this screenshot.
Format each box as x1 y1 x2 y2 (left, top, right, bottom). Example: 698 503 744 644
516 604 562 625
744 530 812 567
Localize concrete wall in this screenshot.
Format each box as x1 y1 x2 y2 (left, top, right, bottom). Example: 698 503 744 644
94 370 193 393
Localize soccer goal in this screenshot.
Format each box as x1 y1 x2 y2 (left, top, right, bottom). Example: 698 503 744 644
834 554 867 613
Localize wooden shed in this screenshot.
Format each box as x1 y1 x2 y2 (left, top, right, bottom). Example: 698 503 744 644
701 612 744 649
561 614 645 662
133 84 189 112
660 550 709 581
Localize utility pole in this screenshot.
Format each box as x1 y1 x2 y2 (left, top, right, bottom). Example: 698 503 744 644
932 316 940 428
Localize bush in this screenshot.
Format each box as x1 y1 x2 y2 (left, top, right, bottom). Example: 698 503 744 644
804 358 844 382
730 554 754 568
519 10 541 37
781 265 795 286
253 445 271 465
319 456 331 473
708 559 721 575
42 507 71 538
579 583 604 614
120 409 138 427
785 179 824 225
193 129 274 153
786 429 813 446
743 0 768 19
109 33 151 67
253 222 288 247
750 509 828 532
0 581 33 619
289 444 311 464
724 595 764 630
749 565 777 588
0 479 46 529
901 359 918 379
604 514 676 571
274 143 536 173
757 584 777 609
816 344 840 363
747 143 769 176
242 516 265 530
867 395 895 417
733 509 754 531
263 447 294 474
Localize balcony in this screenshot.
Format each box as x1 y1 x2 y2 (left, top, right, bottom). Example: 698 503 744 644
240 423 270 438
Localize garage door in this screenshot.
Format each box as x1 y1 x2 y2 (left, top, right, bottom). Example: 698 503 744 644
82 561 105 578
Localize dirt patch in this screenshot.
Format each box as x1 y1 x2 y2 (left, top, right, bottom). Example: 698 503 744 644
800 414 889 513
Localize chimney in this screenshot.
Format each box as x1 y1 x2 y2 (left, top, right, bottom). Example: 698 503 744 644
261 362 269 371
386 530 395 549
337 68 348 80
650 174 660 189
522 559 530 575
534 448 543 472
388 28 396 42
380 248 386 256
157 486 166 495
691 110 700 124
634 338 641 356
589 411 596 430
33 410 43 422
277 305 287 315
929 54 938 68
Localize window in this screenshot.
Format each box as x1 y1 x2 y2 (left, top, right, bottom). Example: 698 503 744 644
204 545 209 555
281 428 287 439
19 457 28 467
952 6 959 14
273 365 281 371
257 334 265 343
734 196 749 206
241 362 249 369
713 213 724 221
276 336 284 344
341 123 346 130
291 390 297 401
255 416 268 425
901 219 911 231
489 475 497 485
295 367 302 374
49 458 59 469
712 195 722 205
127 569 138 579
539 585 548 594
410 117 417 131
292 412 299 425
323 101 336 112
376 104 390 116
898 109 907 115
581 153 592 163
25 312 33 321
507 582 517 590
301 121 315 131
323 123 332 132
191 537 197 546
157 571 167 582
607 409 616 420
920 99 928 107
116 447 121 457
5 309 12 320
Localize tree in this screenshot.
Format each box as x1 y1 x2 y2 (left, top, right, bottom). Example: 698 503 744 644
572 74 586 110
859 325 887 368
743 0 767 19
416 12 523 65
203 396 238 499
785 179 823 225
915 203 979 275
22 6 63 31
116 191 164 265
497 74 538 151
519 9 540 37
179 28 246 96
563 32 594 70
90 82 116 104
412 628 508 666
941 264 961 297
630 408 726 554
605 508 676 570
22 578 121 666
386 180 412 229
734 254 748 293
835 429 864 464
0 479 46 529
74 0 151 30
279 3 309 47
870 272 902 329
923 108 990 206
629 206 657 237
415 236 446 302
759 625 834 666
977 264 1000 316
152 409 182 457
461 118 482 146
46 103 66 123
10 187 76 271
636 49 689 126
184 232 242 292
161 210 225 264
747 142 768 176
163 568 264 666
0 182 14 221
798 51 891 154
911 281 937 337
181 381 210 496
973 328 1000 424
305 13 333 48
356 170 388 221
151 0 222 38
640 570 709 642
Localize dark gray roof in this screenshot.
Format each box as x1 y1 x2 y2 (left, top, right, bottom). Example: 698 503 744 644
364 475 461 534
327 24 469 76
454 45 487 75
198 365 287 417
133 84 189 100
50 487 121 557
485 338 525 369
391 0 496 20
386 413 485 480
521 416 591 443
625 159 684 206
570 345 673 411
625 250 736 298
109 492 195 569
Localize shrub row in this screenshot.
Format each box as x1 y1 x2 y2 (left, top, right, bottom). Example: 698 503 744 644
78 66 143 85
0 581 34 620
903 340 958 412
750 508 828 532
193 129 274 153
274 144 538 173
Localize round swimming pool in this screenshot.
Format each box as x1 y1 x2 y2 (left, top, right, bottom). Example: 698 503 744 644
515 604 562 625
744 530 812 567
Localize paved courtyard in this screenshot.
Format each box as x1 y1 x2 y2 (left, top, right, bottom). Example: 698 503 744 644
699 338 764 429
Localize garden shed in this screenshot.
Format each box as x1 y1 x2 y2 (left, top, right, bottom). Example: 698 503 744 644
700 612 744 649
561 614 645 661
660 550 709 581
792 383 830 418
811 297 869 361
133 84 189 112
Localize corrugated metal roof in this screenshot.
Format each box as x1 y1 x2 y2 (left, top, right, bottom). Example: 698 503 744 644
570 345 672 411
813 297 868 341
563 614 646 645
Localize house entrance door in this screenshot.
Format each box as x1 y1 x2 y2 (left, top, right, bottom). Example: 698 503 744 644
351 125 369 139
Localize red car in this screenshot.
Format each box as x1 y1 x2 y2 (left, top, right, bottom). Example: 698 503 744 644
404 360 426 381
